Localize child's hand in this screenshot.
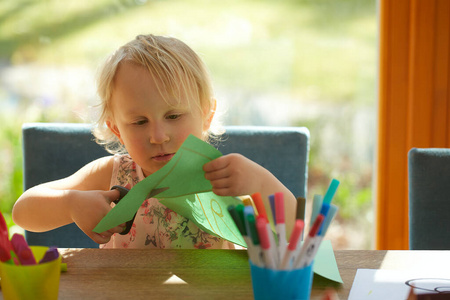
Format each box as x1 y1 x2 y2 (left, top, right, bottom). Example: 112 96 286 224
69 189 126 244
204 153 298 237
203 153 268 197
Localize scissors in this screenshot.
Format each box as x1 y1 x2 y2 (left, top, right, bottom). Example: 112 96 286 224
111 186 169 235
0 211 13 263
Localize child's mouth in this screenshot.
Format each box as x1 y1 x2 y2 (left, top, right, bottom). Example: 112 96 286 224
152 153 175 162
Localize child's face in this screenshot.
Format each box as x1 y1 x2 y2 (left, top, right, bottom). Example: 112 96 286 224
107 63 211 177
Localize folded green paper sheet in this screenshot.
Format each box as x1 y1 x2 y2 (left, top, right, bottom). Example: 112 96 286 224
93 135 244 246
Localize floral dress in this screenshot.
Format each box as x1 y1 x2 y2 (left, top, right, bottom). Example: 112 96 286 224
101 155 233 249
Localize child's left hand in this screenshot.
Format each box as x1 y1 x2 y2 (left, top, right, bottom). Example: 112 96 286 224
203 153 269 197
204 153 298 237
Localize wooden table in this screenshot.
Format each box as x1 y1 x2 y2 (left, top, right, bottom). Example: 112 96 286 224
2 249 450 299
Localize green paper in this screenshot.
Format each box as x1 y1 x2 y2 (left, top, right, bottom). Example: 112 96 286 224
93 135 245 246
159 192 245 246
313 240 343 283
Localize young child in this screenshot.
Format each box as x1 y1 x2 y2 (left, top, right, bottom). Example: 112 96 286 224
12 34 297 249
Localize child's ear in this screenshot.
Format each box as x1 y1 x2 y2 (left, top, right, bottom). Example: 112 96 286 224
203 98 217 131
107 120 124 144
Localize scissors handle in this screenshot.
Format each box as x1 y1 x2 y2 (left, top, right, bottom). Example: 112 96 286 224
111 185 135 235
110 185 169 236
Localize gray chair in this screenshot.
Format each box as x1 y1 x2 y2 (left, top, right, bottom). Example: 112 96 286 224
22 123 310 248
408 147 450 250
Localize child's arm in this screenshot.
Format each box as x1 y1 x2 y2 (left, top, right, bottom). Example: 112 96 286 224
203 153 297 236
12 156 125 244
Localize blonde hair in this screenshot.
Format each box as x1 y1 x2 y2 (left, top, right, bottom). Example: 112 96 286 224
92 34 222 154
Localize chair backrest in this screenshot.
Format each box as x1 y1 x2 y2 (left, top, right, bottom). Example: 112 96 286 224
408 147 450 250
22 123 309 248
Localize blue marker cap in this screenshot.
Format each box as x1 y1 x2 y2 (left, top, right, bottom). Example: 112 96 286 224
243 206 255 239
319 203 331 217
323 179 340 204
318 203 331 235
319 204 339 237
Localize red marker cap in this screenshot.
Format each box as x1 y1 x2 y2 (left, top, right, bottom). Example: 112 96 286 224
275 192 285 224
256 216 271 250
308 214 325 238
287 220 305 251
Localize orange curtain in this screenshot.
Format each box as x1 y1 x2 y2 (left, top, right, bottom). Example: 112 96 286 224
377 0 450 250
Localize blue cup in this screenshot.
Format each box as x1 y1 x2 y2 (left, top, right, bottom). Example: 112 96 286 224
249 262 314 300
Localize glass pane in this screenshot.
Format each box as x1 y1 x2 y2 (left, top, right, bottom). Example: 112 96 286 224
0 0 377 249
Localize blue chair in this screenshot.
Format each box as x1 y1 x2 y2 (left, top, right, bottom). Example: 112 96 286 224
22 123 309 248
408 147 450 250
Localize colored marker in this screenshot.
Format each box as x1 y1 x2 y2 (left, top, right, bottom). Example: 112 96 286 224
293 203 332 268
251 193 268 221
252 193 279 265
296 197 306 240
280 219 304 270
296 197 306 222
11 233 36 265
293 214 325 269
242 197 253 207
246 214 265 267
0 212 14 264
228 205 245 236
323 179 340 204
228 205 249 246
0 246 13 264
310 194 323 228
243 206 256 235
39 247 59 264
256 216 276 269
320 204 339 237
298 181 339 269
274 192 287 262
303 236 326 269
268 194 276 225
317 203 331 235
233 204 253 249
265 198 276 231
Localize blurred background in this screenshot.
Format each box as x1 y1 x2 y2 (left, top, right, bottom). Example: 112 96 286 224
0 0 377 249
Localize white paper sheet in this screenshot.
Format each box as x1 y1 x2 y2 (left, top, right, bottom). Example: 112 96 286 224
348 269 450 299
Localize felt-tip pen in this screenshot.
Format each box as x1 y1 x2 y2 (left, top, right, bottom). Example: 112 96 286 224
268 194 276 226
323 179 340 204
11 233 36 265
274 192 287 262
251 193 268 221
319 204 339 237
296 197 306 241
39 247 60 264
298 203 331 268
293 214 325 269
246 214 265 268
233 204 251 246
256 216 276 269
280 219 304 270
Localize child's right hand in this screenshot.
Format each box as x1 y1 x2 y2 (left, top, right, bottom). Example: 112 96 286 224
68 189 126 244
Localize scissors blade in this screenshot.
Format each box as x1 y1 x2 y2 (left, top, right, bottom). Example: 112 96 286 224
147 187 169 198
111 186 169 236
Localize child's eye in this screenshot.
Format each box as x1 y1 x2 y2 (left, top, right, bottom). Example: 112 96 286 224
133 119 148 125
166 114 181 120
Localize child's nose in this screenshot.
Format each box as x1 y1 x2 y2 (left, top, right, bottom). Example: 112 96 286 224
149 124 169 144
